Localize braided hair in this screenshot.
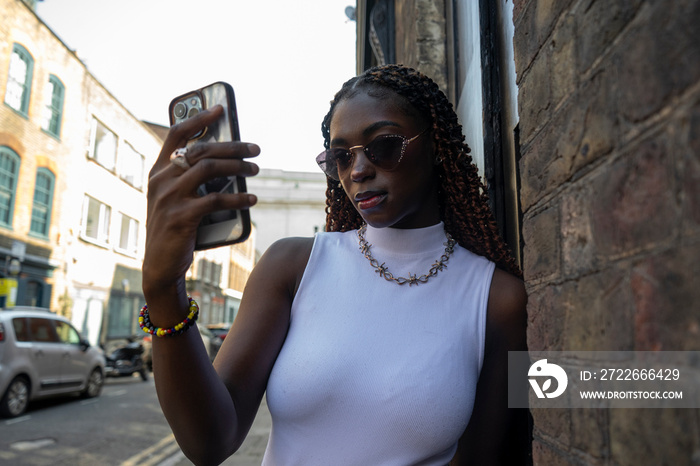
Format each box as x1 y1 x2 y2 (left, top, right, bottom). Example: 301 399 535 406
321 64 521 277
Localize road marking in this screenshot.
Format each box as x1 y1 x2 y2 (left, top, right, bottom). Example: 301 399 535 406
4 415 30 425
108 389 128 397
10 438 56 451
156 450 187 466
120 433 179 466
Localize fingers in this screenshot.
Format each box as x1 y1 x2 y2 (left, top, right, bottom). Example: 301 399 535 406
151 105 225 174
183 141 261 167
177 156 260 194
165 105 224 157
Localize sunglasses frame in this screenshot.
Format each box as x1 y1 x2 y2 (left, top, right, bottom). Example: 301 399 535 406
317 127 430 180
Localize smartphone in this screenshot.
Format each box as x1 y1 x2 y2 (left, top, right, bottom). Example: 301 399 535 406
168 82 251 250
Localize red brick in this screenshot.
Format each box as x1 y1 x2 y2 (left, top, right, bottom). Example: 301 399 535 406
570 409 608 459
575 0 643 74
513 0 576 80
563 267 635 351
522 205 560 281
630 243 700 351
682 103 700 230
527 284 566 351
550 13 577 106
519 102 584 210
532 438 578 465
518 47 553 145
615 1 700 123
589 134 677 258
609 409 700 465
532 407 571 445
561 185 598 277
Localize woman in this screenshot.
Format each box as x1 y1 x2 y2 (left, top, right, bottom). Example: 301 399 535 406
143 64 528 465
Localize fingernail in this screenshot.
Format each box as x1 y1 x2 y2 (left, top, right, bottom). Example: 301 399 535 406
247 143 261 156
248 194 258 205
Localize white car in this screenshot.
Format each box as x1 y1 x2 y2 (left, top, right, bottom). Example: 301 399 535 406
0 308 105 417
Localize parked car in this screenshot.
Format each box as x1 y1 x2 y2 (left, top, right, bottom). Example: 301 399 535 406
199 326 222 361
206 323 231 342
0 308 105 418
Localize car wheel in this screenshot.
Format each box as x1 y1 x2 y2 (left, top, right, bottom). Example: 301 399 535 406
82 368 104 398
0 376 30 418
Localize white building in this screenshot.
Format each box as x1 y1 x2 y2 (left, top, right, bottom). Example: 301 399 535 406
247 168 328 255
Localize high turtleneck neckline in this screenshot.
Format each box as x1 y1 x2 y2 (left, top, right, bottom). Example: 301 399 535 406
360 222 449 257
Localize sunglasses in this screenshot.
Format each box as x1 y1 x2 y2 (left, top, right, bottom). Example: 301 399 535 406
316 127 430 180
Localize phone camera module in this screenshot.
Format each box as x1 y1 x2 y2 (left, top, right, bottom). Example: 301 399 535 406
173 102 187 119
187 107 200 118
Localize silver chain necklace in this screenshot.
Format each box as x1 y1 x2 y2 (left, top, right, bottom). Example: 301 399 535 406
357 224 456 286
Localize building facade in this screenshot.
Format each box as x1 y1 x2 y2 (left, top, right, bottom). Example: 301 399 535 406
1 0 159 346
1 0 264 340
357 0 700 463
246 168 327 254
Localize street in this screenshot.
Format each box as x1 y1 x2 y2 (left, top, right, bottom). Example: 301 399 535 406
0 375 271 466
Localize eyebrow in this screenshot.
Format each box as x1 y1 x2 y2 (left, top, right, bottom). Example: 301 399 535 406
330 120 402 147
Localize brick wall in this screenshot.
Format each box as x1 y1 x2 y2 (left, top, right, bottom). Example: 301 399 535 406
514 0 700 463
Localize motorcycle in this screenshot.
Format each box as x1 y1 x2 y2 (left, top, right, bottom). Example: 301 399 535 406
104 339 148 381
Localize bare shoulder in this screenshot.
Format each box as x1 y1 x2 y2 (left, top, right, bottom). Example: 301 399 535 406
249 236 315 296
485 268 528 352
260 236 315 265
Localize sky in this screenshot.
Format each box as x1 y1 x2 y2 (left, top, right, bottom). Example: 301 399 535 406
35 0 357 173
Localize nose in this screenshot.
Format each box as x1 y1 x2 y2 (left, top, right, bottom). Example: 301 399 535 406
348 146 374 181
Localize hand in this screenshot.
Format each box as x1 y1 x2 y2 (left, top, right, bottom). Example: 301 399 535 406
142 105 259 302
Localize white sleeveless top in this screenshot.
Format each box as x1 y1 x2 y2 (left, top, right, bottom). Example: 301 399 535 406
262 222 495 465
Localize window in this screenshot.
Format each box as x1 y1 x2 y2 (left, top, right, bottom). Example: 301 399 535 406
54 320 81 344
117 213 138 255
41 75 65 138
4 43 33 115
28 318 58 343
81 195 111 245
24 280 43 307
88 118 117 171
107 295 140 338
30 168 55 238
12 317 30 342
0 147 20 228
119 142 145 189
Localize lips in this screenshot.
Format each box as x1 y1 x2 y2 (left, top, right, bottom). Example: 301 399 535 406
355 191 387 210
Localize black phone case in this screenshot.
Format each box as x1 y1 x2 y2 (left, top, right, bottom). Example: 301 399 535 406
168 82 251 250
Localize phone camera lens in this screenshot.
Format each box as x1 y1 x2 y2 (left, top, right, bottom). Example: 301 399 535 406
174 102 187 119
187 107 200 118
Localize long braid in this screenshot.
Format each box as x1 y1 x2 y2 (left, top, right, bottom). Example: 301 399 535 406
321 65 522 278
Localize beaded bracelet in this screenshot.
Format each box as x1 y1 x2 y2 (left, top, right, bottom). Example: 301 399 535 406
139 295 199 337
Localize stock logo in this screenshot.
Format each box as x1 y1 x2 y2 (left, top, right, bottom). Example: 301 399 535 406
528 359 568 399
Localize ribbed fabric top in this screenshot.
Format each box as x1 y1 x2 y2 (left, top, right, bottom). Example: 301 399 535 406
262 223 495 465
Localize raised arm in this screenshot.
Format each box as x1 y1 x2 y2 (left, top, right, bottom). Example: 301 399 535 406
142 106 309 465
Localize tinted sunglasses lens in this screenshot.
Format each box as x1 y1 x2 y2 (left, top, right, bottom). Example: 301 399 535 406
330 148 354 174
316 151 338 180
365 136 405 170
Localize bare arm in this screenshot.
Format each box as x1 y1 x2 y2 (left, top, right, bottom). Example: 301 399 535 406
142 106 311 465
450 268 530 465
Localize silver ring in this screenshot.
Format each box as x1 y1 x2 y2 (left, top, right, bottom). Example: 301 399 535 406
170 147 191 170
